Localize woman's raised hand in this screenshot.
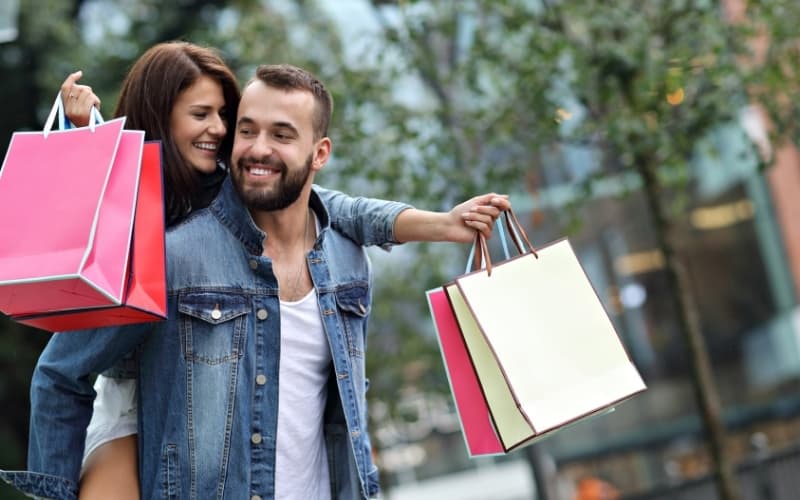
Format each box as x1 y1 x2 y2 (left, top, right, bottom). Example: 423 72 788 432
60 70 102 127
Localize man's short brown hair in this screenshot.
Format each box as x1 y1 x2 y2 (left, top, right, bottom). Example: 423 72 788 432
251 64 333 140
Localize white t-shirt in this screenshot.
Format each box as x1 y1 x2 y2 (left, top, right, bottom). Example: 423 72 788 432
275 288 332 500
83 291 333 500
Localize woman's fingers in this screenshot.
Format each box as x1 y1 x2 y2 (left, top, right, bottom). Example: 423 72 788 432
60 70 83 100
60 71 101 127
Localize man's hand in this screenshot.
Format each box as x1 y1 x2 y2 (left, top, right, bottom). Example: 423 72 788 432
446 193 511 243
393 193 511 243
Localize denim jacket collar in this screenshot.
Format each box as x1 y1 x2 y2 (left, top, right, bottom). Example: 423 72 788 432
209 176 332 256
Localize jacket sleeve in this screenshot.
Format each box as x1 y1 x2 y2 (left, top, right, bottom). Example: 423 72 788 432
2 323 152 499
314 185 412 250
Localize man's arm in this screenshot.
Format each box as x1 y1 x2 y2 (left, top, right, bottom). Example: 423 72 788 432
79 374 139 500
393 193 510 243
314 186 411 249
315 186 510 248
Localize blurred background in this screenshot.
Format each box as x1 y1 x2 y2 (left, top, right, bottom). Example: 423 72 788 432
2 0 800 499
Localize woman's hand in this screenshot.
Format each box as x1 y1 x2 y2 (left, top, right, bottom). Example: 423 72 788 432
60 70 102 127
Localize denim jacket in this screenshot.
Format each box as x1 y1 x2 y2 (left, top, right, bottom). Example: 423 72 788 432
1 178 410 500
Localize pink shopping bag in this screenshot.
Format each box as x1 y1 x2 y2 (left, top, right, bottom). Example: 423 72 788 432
427 287 503 456
0 95 166 328
13 142 167 331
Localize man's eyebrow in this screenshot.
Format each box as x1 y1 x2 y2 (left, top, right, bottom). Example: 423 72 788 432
235 117 300 135
273 121 299 135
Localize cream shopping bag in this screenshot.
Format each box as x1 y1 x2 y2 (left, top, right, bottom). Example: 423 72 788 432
444 210 646 452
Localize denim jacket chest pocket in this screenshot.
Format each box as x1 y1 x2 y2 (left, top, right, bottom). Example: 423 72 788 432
178 292 248 365
334 284 371 358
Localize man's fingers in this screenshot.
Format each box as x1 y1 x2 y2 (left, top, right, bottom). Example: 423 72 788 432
471 205 502 217
464 219 493 238
490 195 511 210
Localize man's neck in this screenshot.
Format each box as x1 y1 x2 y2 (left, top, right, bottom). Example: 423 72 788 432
252 197 314 257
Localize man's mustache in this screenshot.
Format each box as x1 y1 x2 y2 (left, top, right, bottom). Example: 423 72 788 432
237 157 287 171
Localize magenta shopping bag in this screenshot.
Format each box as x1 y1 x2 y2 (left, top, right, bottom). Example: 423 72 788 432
0 94 162 325
427 287 503 456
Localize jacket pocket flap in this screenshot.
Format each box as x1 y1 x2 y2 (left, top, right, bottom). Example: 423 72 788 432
178 293 249 324
334 285 370 317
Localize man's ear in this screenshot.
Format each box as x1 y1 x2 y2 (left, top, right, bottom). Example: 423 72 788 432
312 137 332 172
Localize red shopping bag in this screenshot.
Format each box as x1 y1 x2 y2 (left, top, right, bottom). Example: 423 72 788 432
427 287 503 456
0 95 167 330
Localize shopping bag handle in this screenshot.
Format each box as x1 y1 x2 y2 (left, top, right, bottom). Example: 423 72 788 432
43 92 104 138
469 208 538 276
501 208 536 255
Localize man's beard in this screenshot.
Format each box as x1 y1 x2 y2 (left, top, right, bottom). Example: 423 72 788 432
232 153 312 211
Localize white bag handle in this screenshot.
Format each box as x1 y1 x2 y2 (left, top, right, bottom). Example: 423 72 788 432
43 92 104 138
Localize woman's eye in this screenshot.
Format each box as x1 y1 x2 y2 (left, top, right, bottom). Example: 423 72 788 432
192 113 207 119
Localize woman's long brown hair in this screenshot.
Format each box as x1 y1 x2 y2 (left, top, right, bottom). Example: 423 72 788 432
114 41 240 223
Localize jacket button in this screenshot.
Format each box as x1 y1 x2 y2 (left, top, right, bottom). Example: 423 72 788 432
257 309 268 320
249 259 258 270
251 496 262 500
211 308 222 320
251 433 262 444
256 374 267 385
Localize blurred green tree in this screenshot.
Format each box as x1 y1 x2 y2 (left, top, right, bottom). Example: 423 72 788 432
343 1 800 498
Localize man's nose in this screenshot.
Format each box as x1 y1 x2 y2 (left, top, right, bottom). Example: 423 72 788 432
249 132 273 156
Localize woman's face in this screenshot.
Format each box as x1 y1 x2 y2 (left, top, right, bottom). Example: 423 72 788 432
170 75 228 174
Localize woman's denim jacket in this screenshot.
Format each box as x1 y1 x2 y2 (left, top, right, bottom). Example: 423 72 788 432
1 178 410 500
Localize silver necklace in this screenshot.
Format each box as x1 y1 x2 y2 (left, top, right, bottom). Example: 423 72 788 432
287 209 311 298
